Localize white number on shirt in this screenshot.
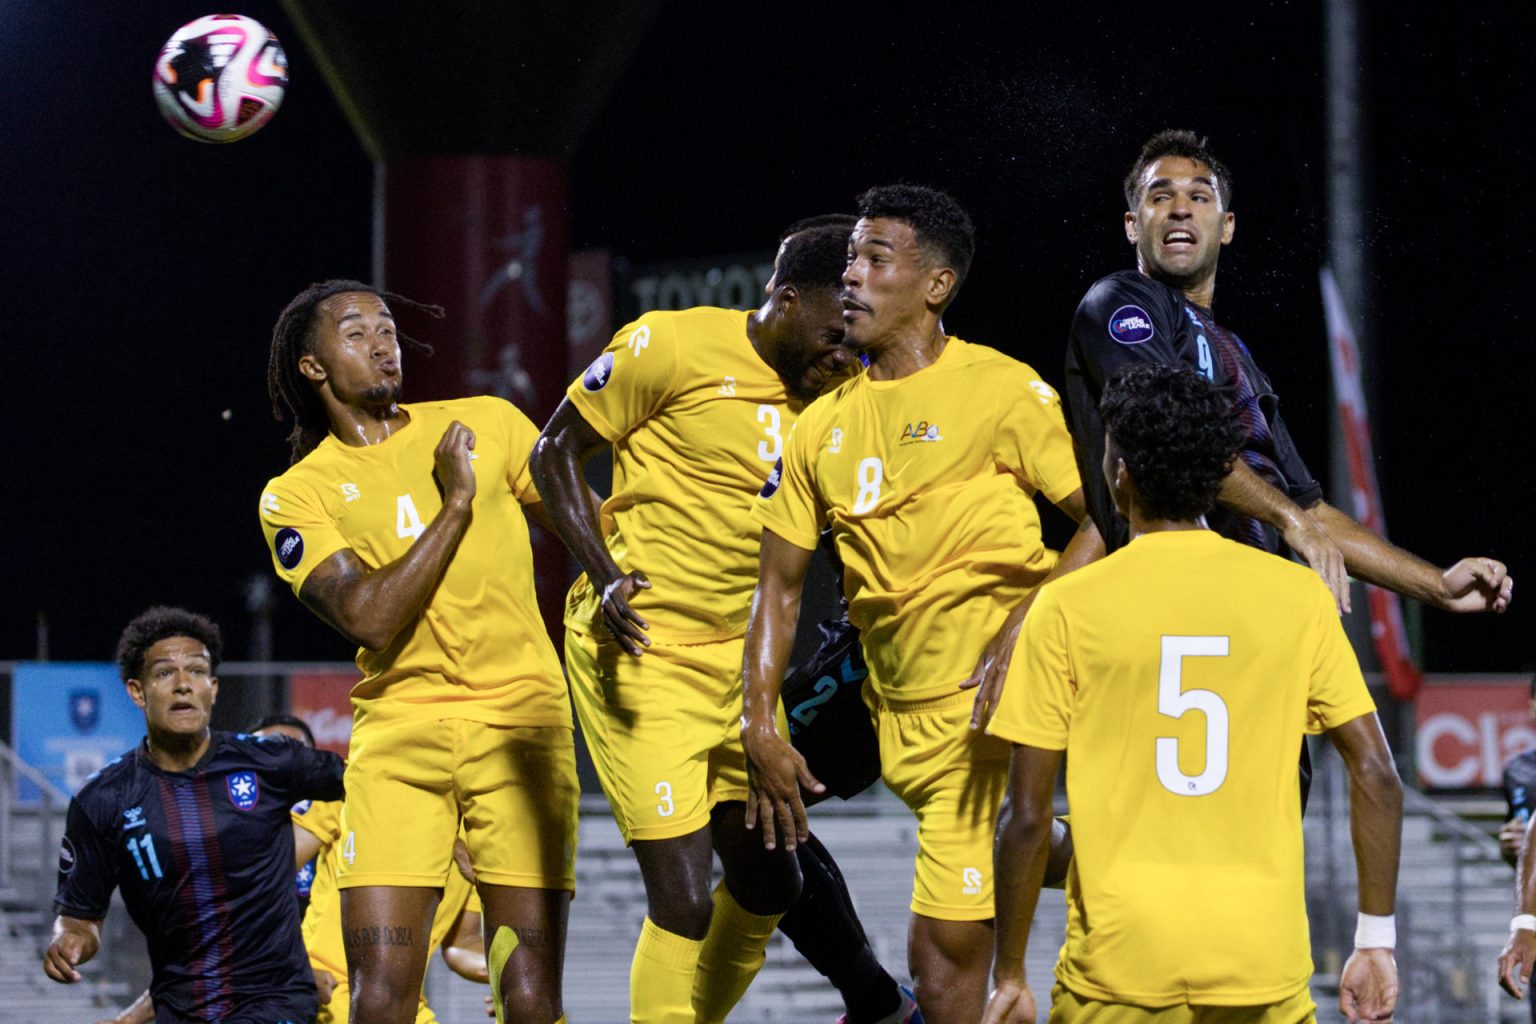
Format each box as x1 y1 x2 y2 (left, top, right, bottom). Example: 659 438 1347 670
757 405 783 462
655 781 675 817
396 494 426 540
851 457 884 515
342 831 357 865
1156 635 1230 796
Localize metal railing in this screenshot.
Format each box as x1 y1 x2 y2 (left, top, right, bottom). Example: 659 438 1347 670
1308 739 1517 1022
0 737 71 935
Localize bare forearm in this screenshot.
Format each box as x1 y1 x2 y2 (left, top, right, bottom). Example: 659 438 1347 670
529 435 625 588
303 501 472 650
111 989 155 1024
992 797 1051 978
1218 460 1308 531
742 586 801 732
1347 752 1403 916
1309 502 1443 604
1518 822 1536 915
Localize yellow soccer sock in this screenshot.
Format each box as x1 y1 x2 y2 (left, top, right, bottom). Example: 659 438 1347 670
632 916 704 1024
487 925 521 1024
692 882 783 1024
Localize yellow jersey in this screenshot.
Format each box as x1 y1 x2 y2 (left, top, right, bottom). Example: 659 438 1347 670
754 337 1080 701
292 799 479 981
988 530 1377 1006
565 307 807 643
259 397 568 729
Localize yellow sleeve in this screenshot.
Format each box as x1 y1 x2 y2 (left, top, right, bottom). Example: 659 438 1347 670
565 313 682 443
988 585 1074 749
496 398 544 505
993 366 1082 505
1304 584 1377 734
259 477 350 596
751 415 823 551
291 798 343 844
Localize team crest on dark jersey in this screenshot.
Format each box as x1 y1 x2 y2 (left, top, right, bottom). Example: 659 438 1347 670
226 771 259 811
1108 305 1155 345
582 352 615 392
760 459 783 498
274 528 304 570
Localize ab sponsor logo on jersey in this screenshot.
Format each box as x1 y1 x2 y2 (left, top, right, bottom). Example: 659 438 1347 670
226 771 260 811
1108 304 1155 345
582 352 614 392
898 421 943 445
274 527 304 570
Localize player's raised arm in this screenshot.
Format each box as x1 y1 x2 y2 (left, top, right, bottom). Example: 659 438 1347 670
1217 461 1350 613
741 528 823 851
1306 499 1513 614
1328 712 1403 1022
530 398 651 655
292 421 478 650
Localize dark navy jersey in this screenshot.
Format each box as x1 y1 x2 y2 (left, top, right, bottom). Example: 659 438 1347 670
1506 750 1536 821
1064 270 1323 554
55 731 345 1024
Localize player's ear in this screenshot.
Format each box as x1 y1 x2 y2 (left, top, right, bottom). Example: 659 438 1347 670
297 352 327 383
1124 210 1139 245
1220 210 1235 245
928 266 957 308
208 676 219 706
124 677 147 710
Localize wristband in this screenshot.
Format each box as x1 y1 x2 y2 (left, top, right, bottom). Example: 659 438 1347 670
1512 914 1536 934
1354 912 1396 949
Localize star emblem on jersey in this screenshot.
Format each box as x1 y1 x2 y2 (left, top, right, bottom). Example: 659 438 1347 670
226 771 259 811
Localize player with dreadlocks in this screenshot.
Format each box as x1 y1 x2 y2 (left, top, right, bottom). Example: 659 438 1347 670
259 280 579 1024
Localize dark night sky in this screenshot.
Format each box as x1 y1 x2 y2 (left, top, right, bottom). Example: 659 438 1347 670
1 2 1529 674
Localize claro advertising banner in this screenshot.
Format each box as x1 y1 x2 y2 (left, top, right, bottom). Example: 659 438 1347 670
1415 674 1536 789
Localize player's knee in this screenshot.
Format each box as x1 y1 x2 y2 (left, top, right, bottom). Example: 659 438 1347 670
497 975 558 1024
725 854 801 915
349 975 421 1024
648 885 715 939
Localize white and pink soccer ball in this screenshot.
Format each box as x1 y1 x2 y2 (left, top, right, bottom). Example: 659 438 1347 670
152 14 288 143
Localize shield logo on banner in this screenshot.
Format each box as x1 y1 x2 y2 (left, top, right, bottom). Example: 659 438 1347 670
68 690 100 733
226 771 259 811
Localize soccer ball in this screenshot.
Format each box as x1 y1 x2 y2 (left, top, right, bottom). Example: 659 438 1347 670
152 15 288 143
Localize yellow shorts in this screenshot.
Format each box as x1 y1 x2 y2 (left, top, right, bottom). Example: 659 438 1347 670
1049 981 1316 1023
567 630 783 842
316 976 437 1024
336 716 578 891
877 689 1010 921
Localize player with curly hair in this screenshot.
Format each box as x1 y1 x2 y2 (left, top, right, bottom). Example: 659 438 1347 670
985 364 1403 1024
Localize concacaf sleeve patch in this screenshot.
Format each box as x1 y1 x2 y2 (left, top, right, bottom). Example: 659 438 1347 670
582 352 615 391
274 527 304 570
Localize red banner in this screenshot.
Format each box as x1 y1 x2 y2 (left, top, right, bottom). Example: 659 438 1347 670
1321 269 1423 700
1414 675 1536 788
289 671 357 756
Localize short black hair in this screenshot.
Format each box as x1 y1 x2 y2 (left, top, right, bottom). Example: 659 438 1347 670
778 213 855 242
854 184 975 297
267 280 440 464
1123 129 1233 211
250 713 316 747
773 223 852 293
1100 364 1244 522
115 606 223 682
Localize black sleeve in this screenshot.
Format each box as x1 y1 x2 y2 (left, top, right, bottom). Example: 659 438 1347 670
54 798 116 920
1261 396 1323 508
252 735 346 803
1064 275 1184 549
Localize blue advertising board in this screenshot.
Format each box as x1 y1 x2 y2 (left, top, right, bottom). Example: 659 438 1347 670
11 662 144 803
